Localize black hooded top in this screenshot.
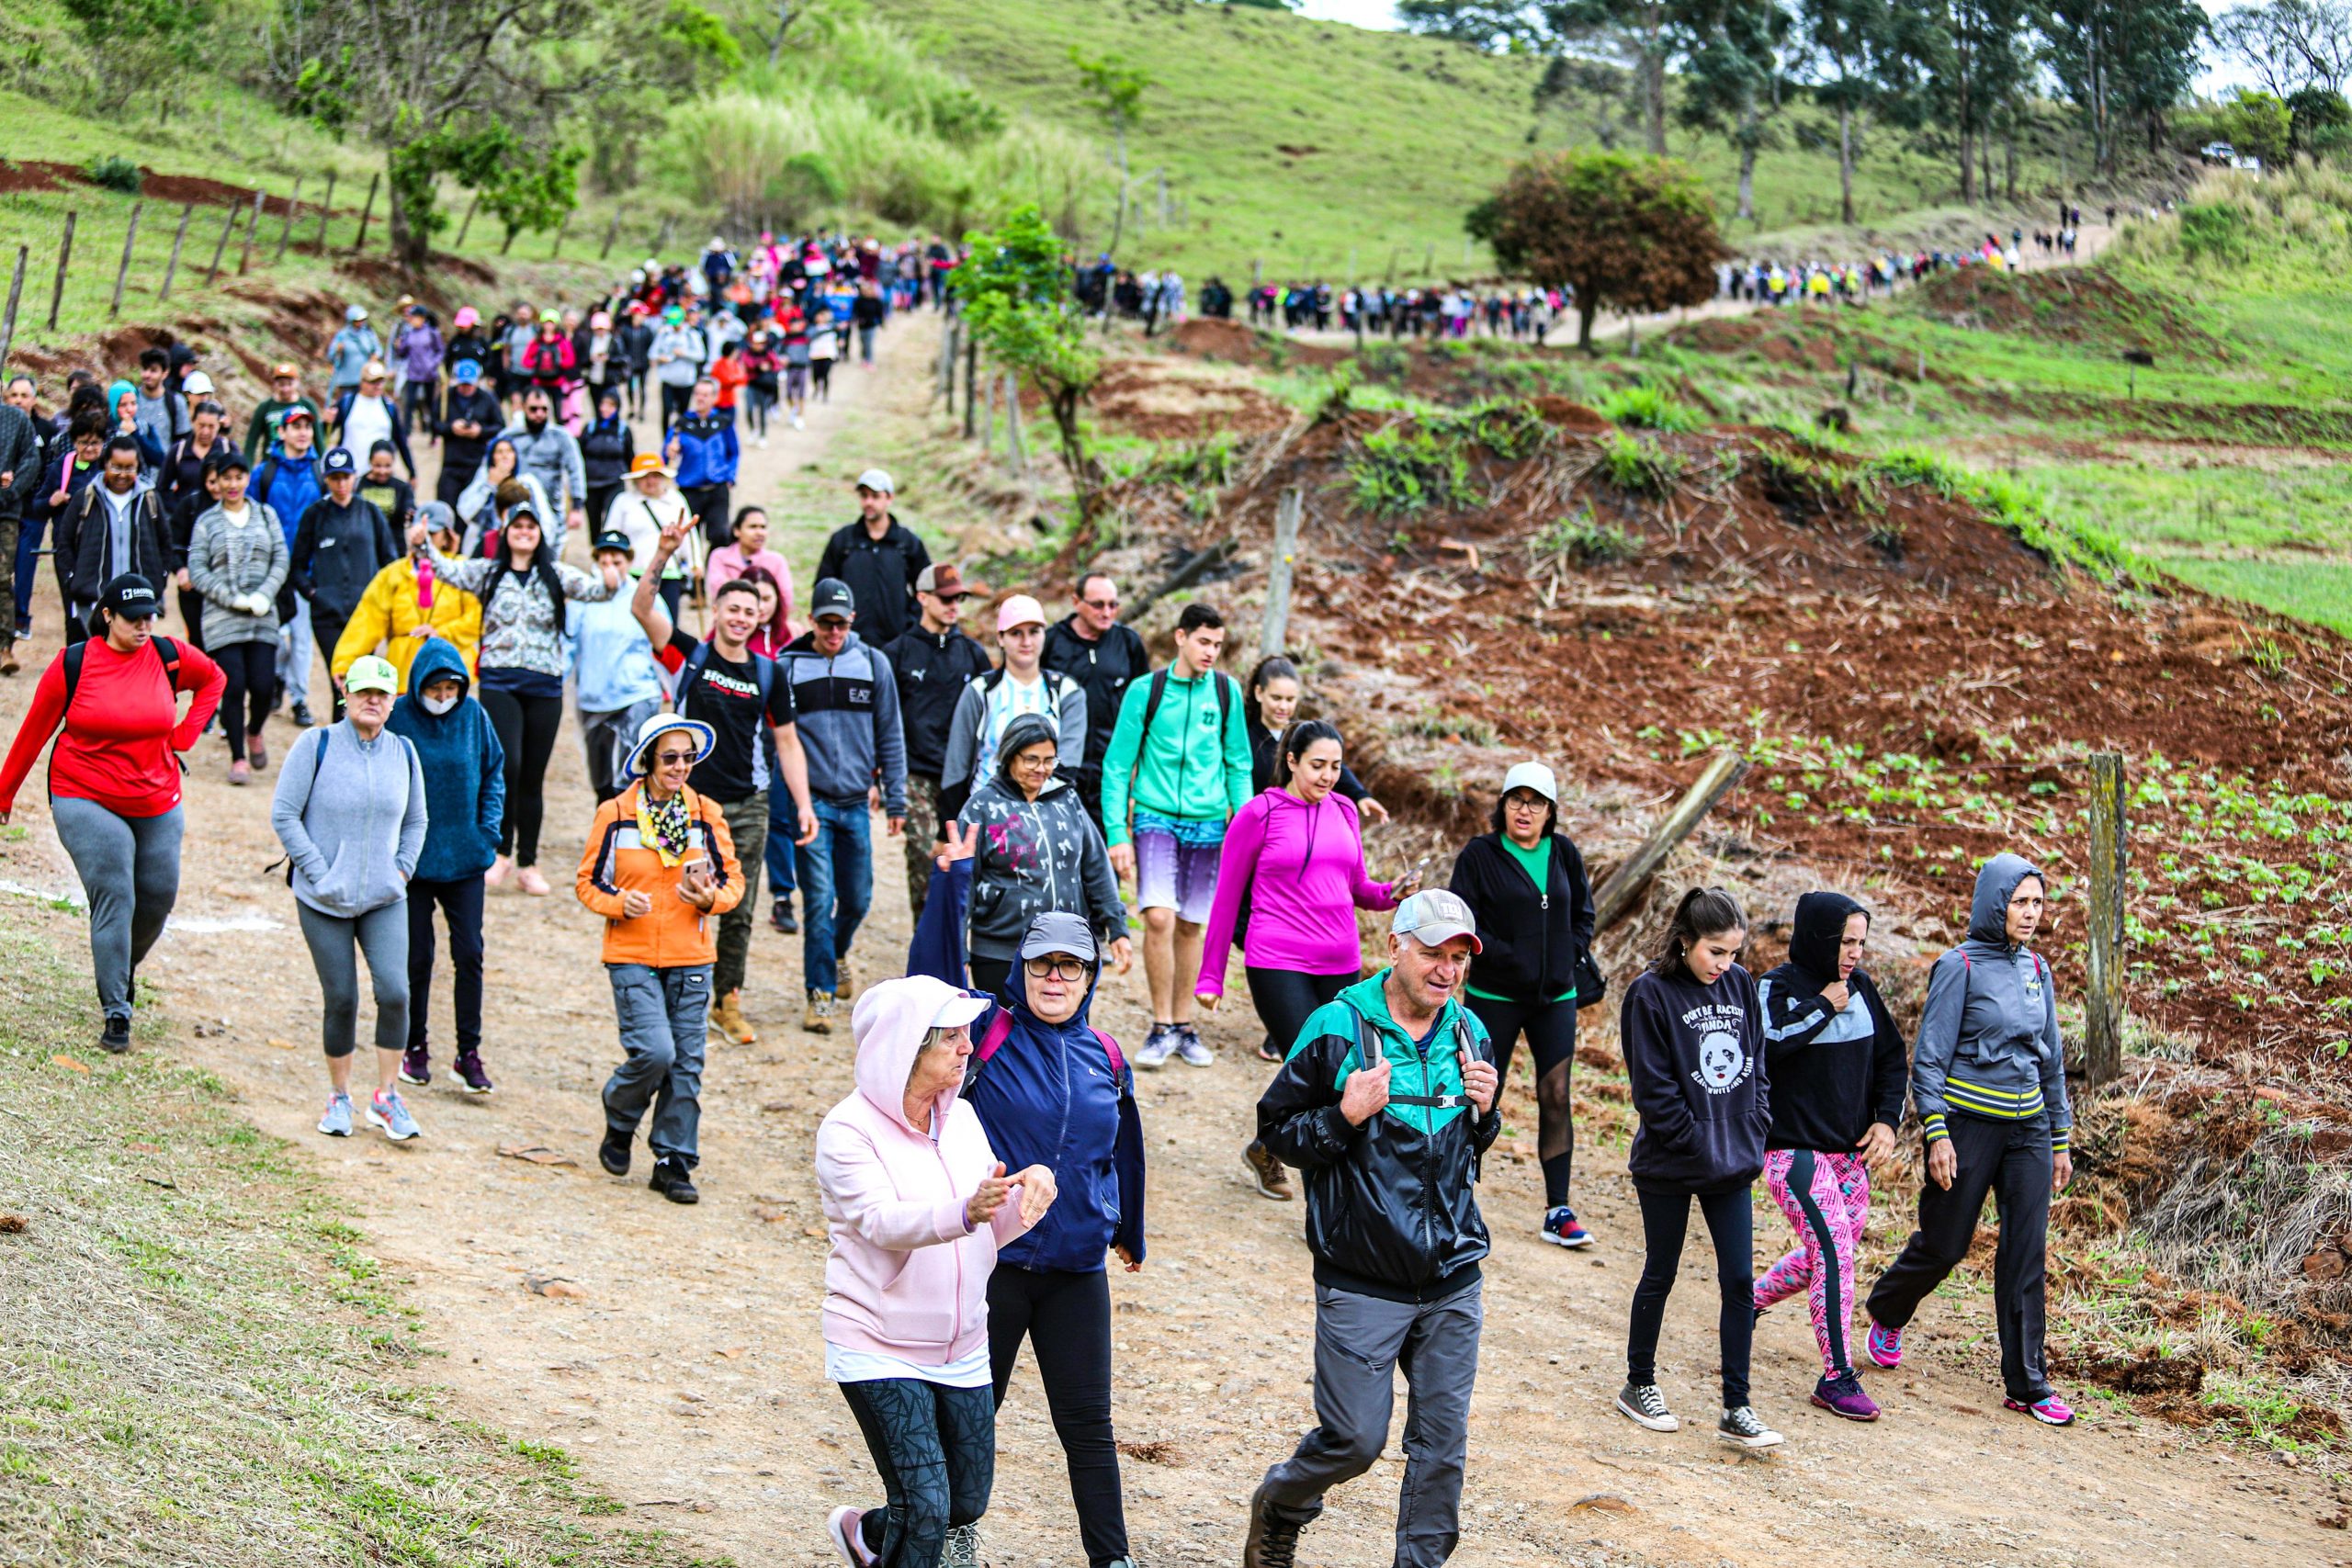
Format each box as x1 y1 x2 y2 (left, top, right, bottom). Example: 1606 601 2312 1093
1756 892 1909 1154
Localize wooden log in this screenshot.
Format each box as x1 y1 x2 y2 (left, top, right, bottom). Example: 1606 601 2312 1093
108 202 142 318
275 175 301 265
0 246 28 373
158 204 193 303
2084 750 2128 1086
1260 485 1302 658
1130 539 1238 621
1590 750 1752 933
48 210 78 331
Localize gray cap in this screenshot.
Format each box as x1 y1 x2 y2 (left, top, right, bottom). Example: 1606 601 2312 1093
1019 910 1098 964
1391 888 1482 953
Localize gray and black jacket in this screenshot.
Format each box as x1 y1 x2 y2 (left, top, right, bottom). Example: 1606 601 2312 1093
1912 852 2074 1154
776 627 907 813
955 714 1125 964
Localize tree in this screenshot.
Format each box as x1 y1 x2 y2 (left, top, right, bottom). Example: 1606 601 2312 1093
1795 0 1906 222
1677 0 1793 222
1070 49 1151 257
2214 2 2352 100
62 0 216 111
1400 1 1694 155
2288 84 2352 156
2043 0 2205 175
955 205 1105 524
1466 150 1727 353
1903 0 2034 203
2222 87 2296 164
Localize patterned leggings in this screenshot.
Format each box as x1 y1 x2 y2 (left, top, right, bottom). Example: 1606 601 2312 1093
836 1377 995 1567
1756 1148 1871 1378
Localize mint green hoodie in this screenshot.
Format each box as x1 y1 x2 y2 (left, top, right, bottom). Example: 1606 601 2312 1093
1098 668 1254 847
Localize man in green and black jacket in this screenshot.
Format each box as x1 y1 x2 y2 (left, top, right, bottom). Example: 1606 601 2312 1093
1245 889 1501 1568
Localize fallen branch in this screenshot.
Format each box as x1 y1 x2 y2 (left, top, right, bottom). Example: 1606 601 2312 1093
1590 750 1751 932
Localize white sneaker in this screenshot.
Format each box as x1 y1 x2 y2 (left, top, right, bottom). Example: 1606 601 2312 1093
1175 1024 1214 1066
1134 1025 1176 1070
757 434 770 448
826 1506 873 1567
792 413 806 431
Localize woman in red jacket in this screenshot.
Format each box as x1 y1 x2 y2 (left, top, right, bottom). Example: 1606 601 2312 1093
0 573 224 1053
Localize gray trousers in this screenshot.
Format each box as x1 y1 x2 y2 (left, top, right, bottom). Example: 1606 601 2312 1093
295 899 410 1058
1260 1280 1484 1568
51 798 184 1021
603 962 712 1167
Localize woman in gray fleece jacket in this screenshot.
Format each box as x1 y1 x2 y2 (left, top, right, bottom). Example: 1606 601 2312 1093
185 454 288 783
270 654 430 1145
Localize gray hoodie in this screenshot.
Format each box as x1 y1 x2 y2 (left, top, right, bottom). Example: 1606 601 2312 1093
956 714 1126 963
270 719 429 919
1911 853 2073 1153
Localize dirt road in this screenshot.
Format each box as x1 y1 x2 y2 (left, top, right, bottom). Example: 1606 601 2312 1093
3 304 2345 1567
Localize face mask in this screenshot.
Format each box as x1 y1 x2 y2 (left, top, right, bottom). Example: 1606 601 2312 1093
420 694 458 716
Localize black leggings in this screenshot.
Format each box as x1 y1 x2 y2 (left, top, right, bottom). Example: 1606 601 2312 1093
1245 964 1352 1063
968 955 1013 1001
213 639 276 759
479 686 563 866
1627 1184 1754 1407
989 1265 1126 1566
1464 993 1578 1208
837 1378 995 1568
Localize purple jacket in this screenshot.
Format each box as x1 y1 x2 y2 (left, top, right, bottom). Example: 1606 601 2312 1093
1198 786 1396 991
395 324 446 383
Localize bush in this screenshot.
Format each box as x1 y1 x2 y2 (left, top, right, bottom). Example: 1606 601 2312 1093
1350 422 1476 515
85 155 141 194
1599 432 1683 496
1533 509 1641 566
1599 383 1703 433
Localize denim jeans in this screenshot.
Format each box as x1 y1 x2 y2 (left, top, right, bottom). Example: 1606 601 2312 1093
797 795 873 996
765 778 797 898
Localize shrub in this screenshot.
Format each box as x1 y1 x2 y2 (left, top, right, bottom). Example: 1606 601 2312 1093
1349 422 1475 515
1599 383 1702 433
85 155 141 194
1599 432 1683 497
1533 509 1641 566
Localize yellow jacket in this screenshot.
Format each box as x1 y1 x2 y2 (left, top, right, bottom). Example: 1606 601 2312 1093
331 559 482 689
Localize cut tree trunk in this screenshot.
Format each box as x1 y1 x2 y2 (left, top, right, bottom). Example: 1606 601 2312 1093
1838 104 1855 225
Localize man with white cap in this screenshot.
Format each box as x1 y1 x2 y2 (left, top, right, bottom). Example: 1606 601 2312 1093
936 592 1087 826
1245 888 1501 1568
816 468 930 646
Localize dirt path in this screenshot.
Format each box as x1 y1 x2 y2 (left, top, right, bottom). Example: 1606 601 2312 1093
3 303 2346 1568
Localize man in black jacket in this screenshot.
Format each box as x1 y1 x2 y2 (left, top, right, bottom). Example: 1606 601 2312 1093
291 447 399 721
1246 890 1500 1568
814 468 929 645
56 436 174 646
0 385 43 669
1041 570 1149 838
879 561 992 919
437 360 503 509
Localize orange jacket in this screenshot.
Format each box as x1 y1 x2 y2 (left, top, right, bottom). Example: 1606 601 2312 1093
575 782 744 968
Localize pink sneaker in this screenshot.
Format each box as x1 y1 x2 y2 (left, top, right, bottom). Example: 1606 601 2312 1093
2005 1393 2075 1427
826 1506 873 1567
1865 1321 1903 1370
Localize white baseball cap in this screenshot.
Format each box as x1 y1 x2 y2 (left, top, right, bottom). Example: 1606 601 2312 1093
855 468 895 495
1502 761 1557 802
1391 889 1482 953
932 991 990 1030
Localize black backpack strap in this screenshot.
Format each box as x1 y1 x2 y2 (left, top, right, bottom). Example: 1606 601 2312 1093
61 640 87 708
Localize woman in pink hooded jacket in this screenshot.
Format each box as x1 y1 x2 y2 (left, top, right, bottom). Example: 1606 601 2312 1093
817 974 1057 1568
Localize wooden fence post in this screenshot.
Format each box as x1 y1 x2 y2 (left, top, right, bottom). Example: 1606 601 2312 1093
157 203 193 304
935 319 955 406
600 209 623 261
1003 371 1025 479
548 209 571 260
0 246 28 374
2085 751 2128 1086
352 173 379 254
204 202 238 288
238 189 263 275
979 369 997 455
315 170 336 251
1589 750 1752 932
962 335 978 439
108 202 143 318
275 175 301 265
47 211 76 332
1261 486 1303 658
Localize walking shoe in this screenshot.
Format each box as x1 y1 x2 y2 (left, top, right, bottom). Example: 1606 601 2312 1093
1242 1139 1294 1201
0 643 17 676
290 703 315 728
248 739 267 770
2005 1393 2076 1427
485 854 513 890
515 865 551 896
939 1522 982 1568
318 1093 354 1137
1616 1382 1679 1432
366 1088 420 1142
802 991 835 1034
769 896 797 934
792 412 806 432
1174 1023 1213 1066
712 990 758 1044
398 1043 431 1087
97 1013 131 1054
826 1506 874 1568
649 1156 700 1204
599 1126 632 1177
1540 1206 1593 1249
1718 1405 1785 1450
1811 1372 1882 1422
1865 1320 1904 1370
1134 1024 1175 1070
228 758 251 785
452 1050 494 1095
835 960 855 1001
1241 1481 1304 1568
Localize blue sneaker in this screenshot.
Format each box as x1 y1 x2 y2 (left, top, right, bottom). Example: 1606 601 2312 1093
318 1093 353 1137
1540 1206 1593 1249
367 1088 420 1143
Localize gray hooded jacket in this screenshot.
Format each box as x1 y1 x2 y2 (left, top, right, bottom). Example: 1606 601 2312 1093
956 714 1126 963
1911 852 2073 1151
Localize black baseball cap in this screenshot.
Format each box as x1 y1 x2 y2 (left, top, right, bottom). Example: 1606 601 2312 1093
322 447 356 476
592 528 634 556
99 573 160 619
810 577 855 621
208 448 252 475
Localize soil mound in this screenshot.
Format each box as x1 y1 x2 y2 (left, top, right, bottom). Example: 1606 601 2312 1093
1910 265 2229 360
1167 318 1272 365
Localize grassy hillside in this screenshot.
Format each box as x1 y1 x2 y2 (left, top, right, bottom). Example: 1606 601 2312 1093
873 0 2098 276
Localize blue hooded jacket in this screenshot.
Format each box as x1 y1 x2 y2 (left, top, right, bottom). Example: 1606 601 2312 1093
910 875 1147 1272
385 637 506 882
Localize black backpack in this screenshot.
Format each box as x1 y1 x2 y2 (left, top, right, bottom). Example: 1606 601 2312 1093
64 634 180 705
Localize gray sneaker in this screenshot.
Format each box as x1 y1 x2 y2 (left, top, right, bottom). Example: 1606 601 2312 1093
318 1092 354 1137
366 1088 421 1143
940 1522 983 1568
1134 1025 1176 1070
1717 1404 1785 1450
1175 1024 1213 1067
1616 1382 1679 1432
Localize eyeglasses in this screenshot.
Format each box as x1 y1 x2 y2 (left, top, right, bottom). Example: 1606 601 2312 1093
1081 596 1118 610
1023 955 1091 982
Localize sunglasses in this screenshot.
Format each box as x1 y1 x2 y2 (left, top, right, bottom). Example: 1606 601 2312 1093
1081 596 1118 610
652 747 700 765
1023 955 1091 982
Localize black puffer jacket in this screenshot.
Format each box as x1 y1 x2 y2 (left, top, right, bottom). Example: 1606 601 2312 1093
1447 830 1595 1002
1042 615 1149 771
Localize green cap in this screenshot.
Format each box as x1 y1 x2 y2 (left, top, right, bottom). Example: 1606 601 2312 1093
345 655 400 695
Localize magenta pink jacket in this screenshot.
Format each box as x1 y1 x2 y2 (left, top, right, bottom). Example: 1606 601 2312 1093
816 975 1035 1364
1197 786 1396 996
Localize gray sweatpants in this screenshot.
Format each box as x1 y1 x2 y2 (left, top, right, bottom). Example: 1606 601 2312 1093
603 962 712 1167
51 798 184 1021
1259 1280 1484 1568
296 899 410 1058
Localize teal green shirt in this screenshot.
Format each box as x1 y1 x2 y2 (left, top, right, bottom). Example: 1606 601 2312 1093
1098 668 1255 847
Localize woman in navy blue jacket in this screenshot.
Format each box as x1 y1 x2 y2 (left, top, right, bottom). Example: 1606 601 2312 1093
913 886 1147 1568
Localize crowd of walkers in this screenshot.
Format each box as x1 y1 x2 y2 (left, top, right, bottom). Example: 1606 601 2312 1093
0 238 2084 1568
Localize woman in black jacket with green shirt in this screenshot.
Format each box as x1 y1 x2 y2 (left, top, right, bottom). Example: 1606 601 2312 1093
1447 761 1595 1247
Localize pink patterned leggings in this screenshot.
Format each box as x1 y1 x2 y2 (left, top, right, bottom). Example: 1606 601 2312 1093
1755 1148 1871 1378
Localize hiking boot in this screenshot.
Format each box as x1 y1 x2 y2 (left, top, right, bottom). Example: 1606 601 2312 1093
248 739 267 770
1616 1382 1679 1433
318 1092 354 1137
99 1014 131 1055
1242 1139 1294 1201
366 1088 421 1143
228 758 252 786
599 1125 632 1177
1717 1404 1785 1450
835 960 854 1001
1865 1321 1904 1370
1811 1372 1881 1422
452 1050 494 1095
2005 1393 2076 1427
650 1156 700 1204
398 1043 431 1087
0 643 17 676
1134 1025 1175 1070
1175 1023 1213 1066
769 896 798 934
803 991 836 1034
826 1506 873 1568
712 990 757 1044
1540 1206 1593 1249
1242 1480 1304 1568
939 1522 982 1568
290 703 315 728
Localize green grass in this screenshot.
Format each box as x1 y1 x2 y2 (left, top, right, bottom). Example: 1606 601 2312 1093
0 902 731 1566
